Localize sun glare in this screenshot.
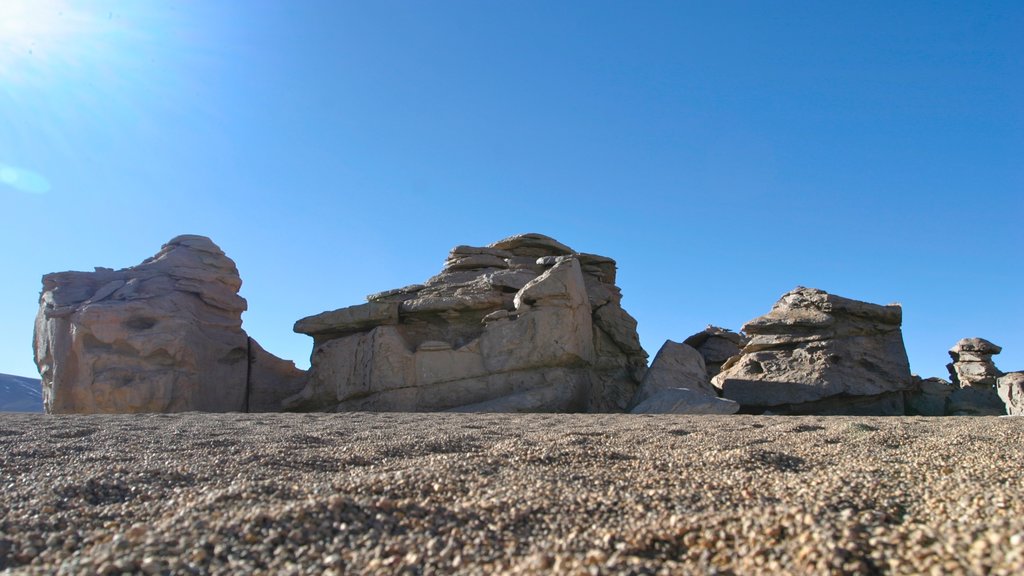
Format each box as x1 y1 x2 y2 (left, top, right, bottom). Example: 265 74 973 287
0 0 100 85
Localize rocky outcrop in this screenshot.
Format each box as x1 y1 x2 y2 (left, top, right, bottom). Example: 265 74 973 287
712 287 913 414
947 338 1003 388
627 340 737 414
286 233 648 413
904 377 953 417
997 372 1024 416
683 326 747 378
944 338 1005 416
34 235 305 413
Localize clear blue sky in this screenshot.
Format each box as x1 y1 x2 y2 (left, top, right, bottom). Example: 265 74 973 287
2 1 1021 382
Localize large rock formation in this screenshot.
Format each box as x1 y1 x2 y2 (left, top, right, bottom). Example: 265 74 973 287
945 338 1007 416
286 234 648 412
947 338 1003 388
34 235 306 413
713 287 913 414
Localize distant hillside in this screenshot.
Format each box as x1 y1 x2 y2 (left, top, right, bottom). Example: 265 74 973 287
0 373 43 412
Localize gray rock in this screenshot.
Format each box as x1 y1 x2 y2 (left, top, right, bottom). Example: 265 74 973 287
996 372 1024 416
683 326 747 378
246 338 308 412
443 254 509 272
632 341 714 407
288 234 648 413
948 386 1006 416
947 337 1004 389
630 388 739 415
488 233 574 257
294 302 400 338
904 377 953 417
775 391 906 416
713 287 913 412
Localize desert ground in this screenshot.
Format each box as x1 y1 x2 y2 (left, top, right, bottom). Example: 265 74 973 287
0 412 1021 575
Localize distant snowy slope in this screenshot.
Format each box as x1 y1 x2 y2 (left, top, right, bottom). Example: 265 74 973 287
0 373 43 412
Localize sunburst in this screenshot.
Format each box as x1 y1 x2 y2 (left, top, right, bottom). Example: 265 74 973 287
0 0 101 85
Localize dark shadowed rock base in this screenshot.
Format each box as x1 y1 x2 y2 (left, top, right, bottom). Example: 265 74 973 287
1 413 1021 574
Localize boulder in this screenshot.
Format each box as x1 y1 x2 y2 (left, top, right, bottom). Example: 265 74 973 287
683 326 747 378
631 340 715 407
947 338 1003 389
997 372 1024 416
904 377 953 417
34 235 305 413
631 388 739 415
287 233 648 413
712 287 913 414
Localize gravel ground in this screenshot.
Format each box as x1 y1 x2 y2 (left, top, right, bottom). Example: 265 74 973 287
0 412 1021 575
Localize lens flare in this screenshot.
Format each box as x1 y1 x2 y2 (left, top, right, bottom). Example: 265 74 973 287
0 162 51 194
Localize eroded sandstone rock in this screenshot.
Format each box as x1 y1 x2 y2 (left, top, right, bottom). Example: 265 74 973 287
631 340 716 407
712 287 913 414
287 233 648 413
34 235 304 413
947 338 1003 388
683 326 747 378
997 372 1024 416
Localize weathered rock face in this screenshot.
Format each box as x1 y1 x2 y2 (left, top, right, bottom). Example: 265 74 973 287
630 387 739 415
712 287 913 414
34 235 305 413
286 234 648 413
683 326 747 378
997 372 1024 416
945 338 1005 416
630 340 717 406
947 338 1003 388
904 377 954 417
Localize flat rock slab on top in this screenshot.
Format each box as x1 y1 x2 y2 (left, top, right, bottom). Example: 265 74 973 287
287 233 648 413
713 287 913 412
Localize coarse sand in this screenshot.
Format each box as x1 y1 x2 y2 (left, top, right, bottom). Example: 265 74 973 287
1 412 1021 575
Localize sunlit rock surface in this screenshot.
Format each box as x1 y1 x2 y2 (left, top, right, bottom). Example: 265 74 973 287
713 287 913 415
287 233 648 413
34 235 305 413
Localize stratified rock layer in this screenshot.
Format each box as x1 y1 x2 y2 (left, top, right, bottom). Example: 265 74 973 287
287 234 648 412
683 326 747 379
34 235 305 413
947 338 1003 388
713 287 913 414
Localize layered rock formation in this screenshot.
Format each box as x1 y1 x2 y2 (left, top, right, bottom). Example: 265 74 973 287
285 234 648 413
947 338 1002 388
34 235 306 413
713 287 913 414
683 326 747 378
945 338 1007 416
